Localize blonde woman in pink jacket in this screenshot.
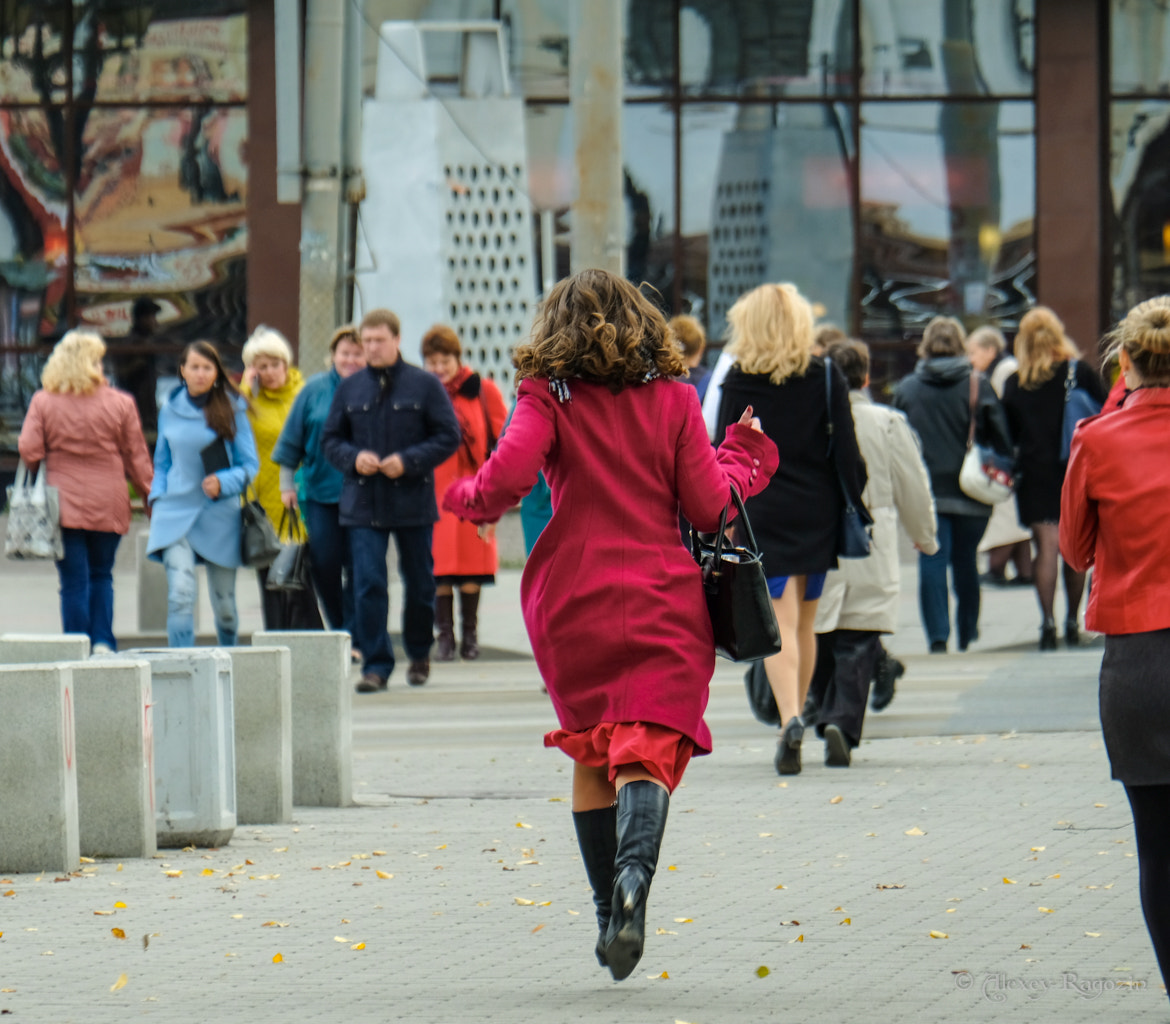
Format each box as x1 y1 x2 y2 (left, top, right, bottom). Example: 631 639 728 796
17 330 153 652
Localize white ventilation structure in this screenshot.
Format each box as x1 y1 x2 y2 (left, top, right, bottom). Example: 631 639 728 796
357 21 536 401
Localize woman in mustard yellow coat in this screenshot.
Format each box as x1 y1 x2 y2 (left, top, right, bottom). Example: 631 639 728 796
242 326 322 630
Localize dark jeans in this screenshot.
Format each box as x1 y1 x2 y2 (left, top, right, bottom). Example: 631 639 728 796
349 524 435 681
302 499 354 633
918 513 988 650
56 528 122 650
814 629 883 748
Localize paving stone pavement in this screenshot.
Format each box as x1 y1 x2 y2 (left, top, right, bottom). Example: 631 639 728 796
0 726 1165 1023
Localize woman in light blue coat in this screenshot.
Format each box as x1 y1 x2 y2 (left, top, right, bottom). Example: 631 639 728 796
147 341 259 647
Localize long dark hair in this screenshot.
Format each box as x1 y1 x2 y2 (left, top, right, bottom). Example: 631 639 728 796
181 341 245 440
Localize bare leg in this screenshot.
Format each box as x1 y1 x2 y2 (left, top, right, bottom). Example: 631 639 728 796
573 762 616 811
764 581 801 725
1030 522 1060 624
796 581 820 710
614 765 669 793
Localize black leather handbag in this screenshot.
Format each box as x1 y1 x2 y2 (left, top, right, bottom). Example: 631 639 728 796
690 484 783 662
266 510 312 591
240 485 282 569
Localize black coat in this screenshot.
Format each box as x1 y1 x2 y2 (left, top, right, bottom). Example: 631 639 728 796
322 361 461 529
1002 359 1107 524
892 356 1012 518
716 357 867 576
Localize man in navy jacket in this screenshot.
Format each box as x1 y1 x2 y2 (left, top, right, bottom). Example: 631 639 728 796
323 308 461 690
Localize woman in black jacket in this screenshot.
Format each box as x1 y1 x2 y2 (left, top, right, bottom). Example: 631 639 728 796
717 283 867 776
893 317 1012 654
1002 306 1107 650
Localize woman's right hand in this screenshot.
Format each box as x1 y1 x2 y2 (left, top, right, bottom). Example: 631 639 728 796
737 405 763 432
280 489 298 510
202 474 222 500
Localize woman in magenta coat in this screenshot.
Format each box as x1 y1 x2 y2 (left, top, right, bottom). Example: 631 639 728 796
444 269 777 982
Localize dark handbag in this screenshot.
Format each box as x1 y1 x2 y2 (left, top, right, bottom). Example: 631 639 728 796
266 510 312 592
1060 359 1103 460
240 485 282 568
824 358 873 558
743 658 781 727
690 484 783 662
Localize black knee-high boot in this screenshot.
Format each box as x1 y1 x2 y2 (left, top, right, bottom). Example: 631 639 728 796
459 589 480 660
603 780 669 981
572 805 618 967
434 594 455 661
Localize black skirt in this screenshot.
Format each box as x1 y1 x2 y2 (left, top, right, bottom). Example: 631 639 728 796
1099 630 1170 785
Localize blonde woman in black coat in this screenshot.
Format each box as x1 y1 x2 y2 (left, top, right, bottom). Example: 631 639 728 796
716 283 867 776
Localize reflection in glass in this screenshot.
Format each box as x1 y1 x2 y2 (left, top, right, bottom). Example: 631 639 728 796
80 1 249 103
0 3 69 103
524 101 675 296
683 102 853 342
1111 102 1170 321
859 100 1035 335
73 107 247 355
860 0 1033 97
670 0 855 97
1112 0 1170 95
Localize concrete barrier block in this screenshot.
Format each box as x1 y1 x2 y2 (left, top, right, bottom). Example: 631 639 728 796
69 659 156 859
252 631 352 807
223 647 292 825
122 649 236 848
0 633 90 664
0 665 79 873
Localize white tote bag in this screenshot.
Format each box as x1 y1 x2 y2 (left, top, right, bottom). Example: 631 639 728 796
5 460 64 560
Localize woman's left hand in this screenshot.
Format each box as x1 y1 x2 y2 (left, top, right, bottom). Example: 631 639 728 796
202 474 222 500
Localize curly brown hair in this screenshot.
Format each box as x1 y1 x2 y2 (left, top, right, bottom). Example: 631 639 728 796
513 269 685 392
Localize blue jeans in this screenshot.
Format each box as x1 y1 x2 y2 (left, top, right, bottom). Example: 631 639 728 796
918 513 988 651
56 528 121 650
349 525 435 681
162 538 238 648
303 499 354 633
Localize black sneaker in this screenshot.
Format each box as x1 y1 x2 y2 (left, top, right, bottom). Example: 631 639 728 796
930 641 947 654
870 653 905 712
823 724 851 767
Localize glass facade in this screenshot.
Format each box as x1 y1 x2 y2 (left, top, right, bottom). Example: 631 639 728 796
0 1 247 453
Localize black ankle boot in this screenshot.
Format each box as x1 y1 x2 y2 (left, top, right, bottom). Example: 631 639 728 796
572 805 618 967
434 594 455 661
459 590 480 660
603 781 669 982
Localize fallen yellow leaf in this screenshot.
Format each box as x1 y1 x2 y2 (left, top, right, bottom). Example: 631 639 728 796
656 971 669 979
1 890 13 897
109 972 128 992
164 871 182 878
1038 907 1055 913
656 928 678 935
1003 878 1017 884
530 925 545 934
946 908 956 913
759 833 773 838
789 934 804 943
829 795 843 805
929 931 948 939
273 847 288 853
756 965 770 978
537 901 552 907
333 936 349 943
351 942 366 950
245 859 255 866
372 850 387 856
839 918 852 926
1031 846 1046 852
673 918 693 923
231 914 243 919
201 869 215 877
79 857 95 864
514 898 535 906
1085 932 1101 938
272 953 283 963
435 844 447 850
261 921 289 928
93 910 114 916
375 870 394 880
111 928 126 940
1094 803 1106 808
113 902 127 909
515 822 532 829
904 827 925 836
667 865 677 871
1017 764 1030 769
773 884 785 890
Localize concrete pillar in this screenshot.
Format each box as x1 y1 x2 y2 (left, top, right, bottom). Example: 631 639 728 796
69 659 156 859
0 665 79 873
123 649 236 848
252 630 352 807
0 634 90 664
136 530 171 635
223 647 293 824
570 0 624 275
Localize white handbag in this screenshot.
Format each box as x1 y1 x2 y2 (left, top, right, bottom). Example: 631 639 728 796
5 460 64 560
958 373 1015 506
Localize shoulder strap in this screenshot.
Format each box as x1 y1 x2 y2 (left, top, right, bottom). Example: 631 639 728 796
824 357 835 458
967 371 979 450
1064 359 1077 403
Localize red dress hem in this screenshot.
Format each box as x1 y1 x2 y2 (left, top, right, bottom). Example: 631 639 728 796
544 722 696 793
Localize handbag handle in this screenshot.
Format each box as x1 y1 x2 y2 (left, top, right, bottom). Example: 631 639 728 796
708 483 760 567
277 507 305 543
966 371 979 451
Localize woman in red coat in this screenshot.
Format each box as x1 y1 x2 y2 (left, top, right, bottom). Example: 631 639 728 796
444 269 777 982
422 325 509 660
1061 296 1170 998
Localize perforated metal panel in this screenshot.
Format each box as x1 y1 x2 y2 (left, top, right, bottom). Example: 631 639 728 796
708 178 770 337
442 160 533 396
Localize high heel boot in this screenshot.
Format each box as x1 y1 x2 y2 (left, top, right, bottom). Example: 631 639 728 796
434 594 456 662
572 805 618 967
603 780 670 982
459 590 480 660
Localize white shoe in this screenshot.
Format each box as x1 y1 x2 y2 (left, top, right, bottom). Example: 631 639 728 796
91 643 113 656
